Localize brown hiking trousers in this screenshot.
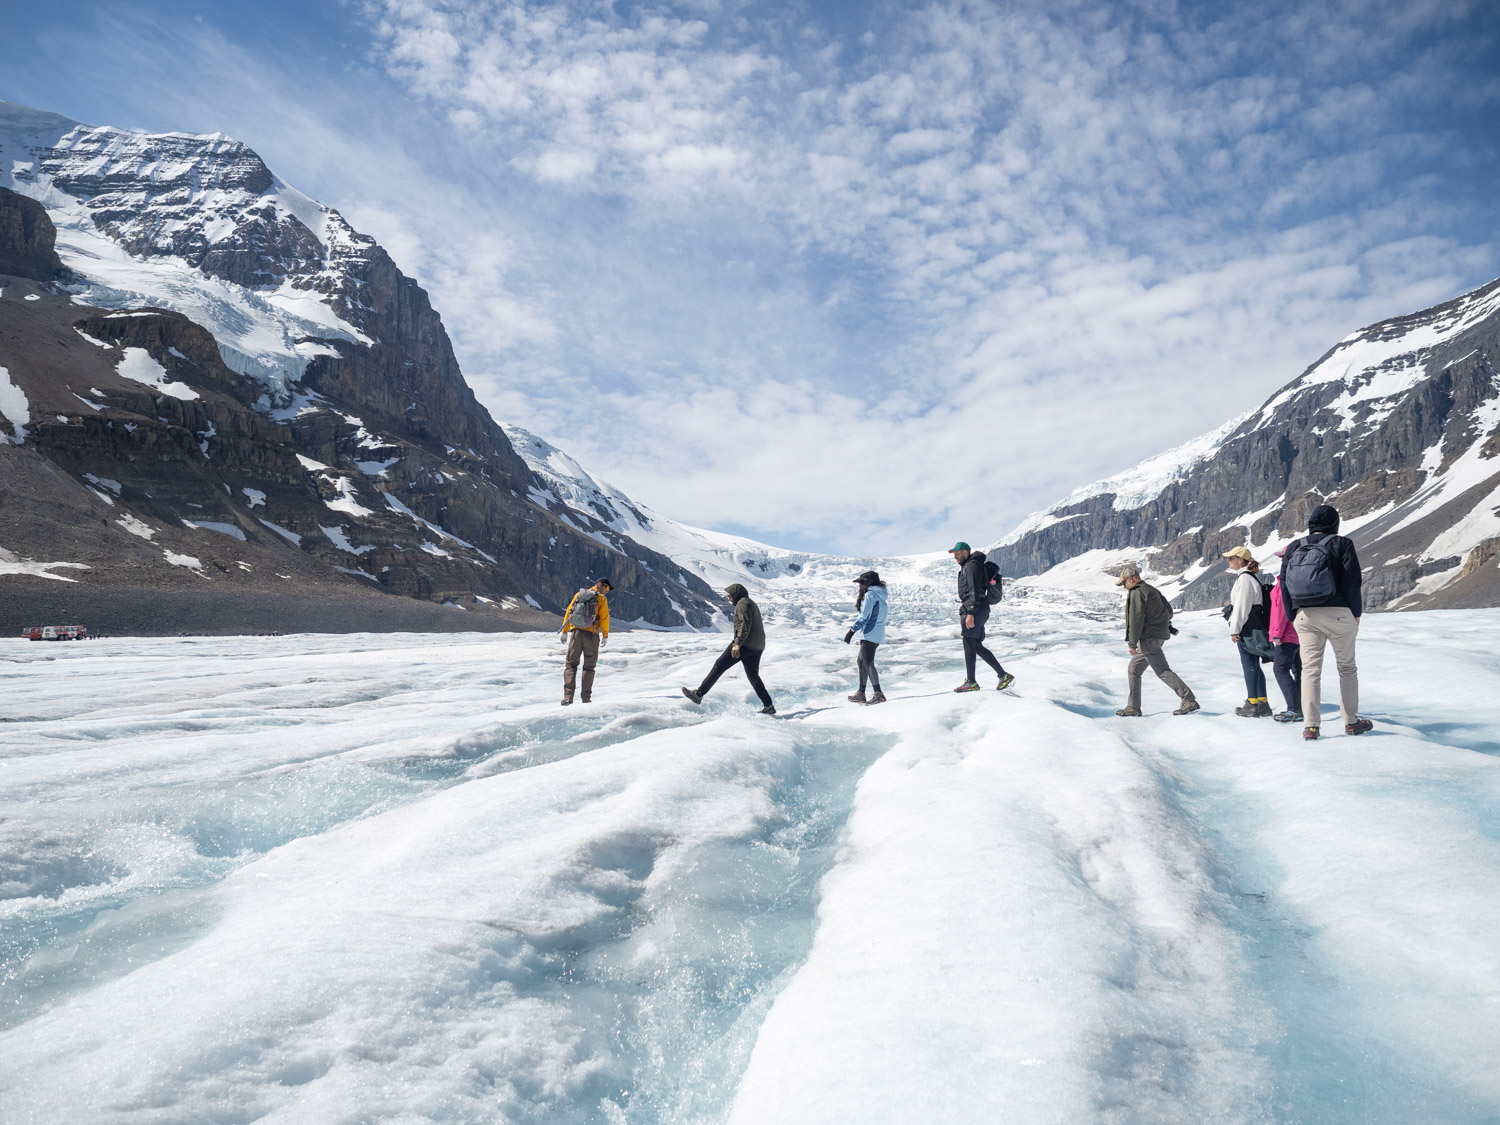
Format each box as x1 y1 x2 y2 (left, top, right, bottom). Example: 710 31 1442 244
1126 637 1195 711
564 630 601 701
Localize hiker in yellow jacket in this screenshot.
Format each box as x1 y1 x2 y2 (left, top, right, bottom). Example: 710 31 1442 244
560 578 612 705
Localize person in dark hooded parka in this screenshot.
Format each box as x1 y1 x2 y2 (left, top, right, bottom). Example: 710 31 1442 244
1278 504 1372 739
682 584 776 714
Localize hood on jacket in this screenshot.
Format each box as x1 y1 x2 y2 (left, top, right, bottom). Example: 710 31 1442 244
968 550 987 564
724 583 749 603
1308 504 1340 534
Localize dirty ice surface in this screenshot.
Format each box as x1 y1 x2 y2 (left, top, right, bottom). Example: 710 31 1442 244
1 592 1498 1124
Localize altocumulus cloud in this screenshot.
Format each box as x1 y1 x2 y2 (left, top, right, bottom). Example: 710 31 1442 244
354 0 1499 554
7 0 1495 554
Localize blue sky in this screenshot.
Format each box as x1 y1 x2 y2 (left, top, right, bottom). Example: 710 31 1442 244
3 0 1498 554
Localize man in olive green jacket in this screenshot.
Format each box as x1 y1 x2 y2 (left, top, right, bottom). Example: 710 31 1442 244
682 583 775 714
1117 565 1199 716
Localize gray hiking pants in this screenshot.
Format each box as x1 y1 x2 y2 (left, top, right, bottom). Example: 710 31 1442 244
564 629 601 700
1294 607 1359 726
1127 637 1195 711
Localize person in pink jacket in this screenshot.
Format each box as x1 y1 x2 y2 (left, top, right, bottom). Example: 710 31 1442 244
1268 548 1303 723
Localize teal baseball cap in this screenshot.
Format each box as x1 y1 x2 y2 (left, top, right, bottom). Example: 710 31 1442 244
948 541 970 553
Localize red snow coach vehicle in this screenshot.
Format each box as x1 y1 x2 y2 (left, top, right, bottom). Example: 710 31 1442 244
24 625 87 641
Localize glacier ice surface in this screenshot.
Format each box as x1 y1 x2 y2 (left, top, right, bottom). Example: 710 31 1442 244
0 591 1497 1124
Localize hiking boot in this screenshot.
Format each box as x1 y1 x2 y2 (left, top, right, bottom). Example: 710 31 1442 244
1235 700 1256 717
759 704 777 716
681 687 703 705
847 690 867 704
867 691 887 705
1173 700 1201 715
1273 710 1303 723
1115 706 1142 717
561 696 574 707
996 673 1015 691
953 681 981 693
1255 700 1274 717
1303 726 1320 741
580 696 591 704
1345 718 1374 735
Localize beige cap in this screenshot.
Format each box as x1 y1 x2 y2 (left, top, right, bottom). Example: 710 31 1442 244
1114 564 1141 586
1222 546 1254 562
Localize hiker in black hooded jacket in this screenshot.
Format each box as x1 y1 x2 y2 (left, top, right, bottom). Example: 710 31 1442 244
1277 504 1371 739
1278 506 1363 620
948 541 1013 693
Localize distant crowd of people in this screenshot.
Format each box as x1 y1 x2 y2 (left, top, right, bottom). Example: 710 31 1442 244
555 503 1373 740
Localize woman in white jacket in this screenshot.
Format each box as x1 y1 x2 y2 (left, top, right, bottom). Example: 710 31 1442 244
1224 546 1271 717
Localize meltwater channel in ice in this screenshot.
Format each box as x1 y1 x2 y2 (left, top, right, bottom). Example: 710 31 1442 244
2 594 1498 1124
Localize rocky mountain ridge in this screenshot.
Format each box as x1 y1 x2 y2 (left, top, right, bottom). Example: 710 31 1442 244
988 276 1500 612
0 100 723 633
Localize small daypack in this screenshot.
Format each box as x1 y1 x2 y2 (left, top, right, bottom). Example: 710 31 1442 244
982 559 1004 605
566 588 599 630
1284 535 1338 603
1223 578 1275 660
1244 577 1272 634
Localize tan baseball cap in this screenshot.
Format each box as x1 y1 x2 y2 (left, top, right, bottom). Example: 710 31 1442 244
1114 564 1141 586
1222 546 1254 562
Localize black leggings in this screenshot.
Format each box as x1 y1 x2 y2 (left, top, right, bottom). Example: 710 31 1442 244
857 640 881 692
698 643 774 707
963 637 1005 683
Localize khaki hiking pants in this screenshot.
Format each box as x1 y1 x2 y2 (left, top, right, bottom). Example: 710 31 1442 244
1294 607 1359 727
564 629 601 701
1126 637 1195 712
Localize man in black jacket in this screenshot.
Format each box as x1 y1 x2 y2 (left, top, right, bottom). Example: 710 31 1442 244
1278 504 1371 739
949 542 1013 693
682 583 775 714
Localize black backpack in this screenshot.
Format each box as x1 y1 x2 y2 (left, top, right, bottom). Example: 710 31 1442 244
1244 577 1271 633
982 560 1004 605
1284 535 1338 604
1222 578 1274 659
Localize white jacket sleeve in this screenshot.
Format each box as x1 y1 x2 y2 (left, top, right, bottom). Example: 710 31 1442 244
1229 572 1259 635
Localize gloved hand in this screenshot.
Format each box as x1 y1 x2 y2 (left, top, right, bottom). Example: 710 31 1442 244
600 635 608 646
843 629 854 644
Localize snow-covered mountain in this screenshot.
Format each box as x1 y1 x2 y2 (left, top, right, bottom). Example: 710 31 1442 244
1 102 370 392
505 423 813 588
0 99 727 632
505 422 973 628
990 277 1500 611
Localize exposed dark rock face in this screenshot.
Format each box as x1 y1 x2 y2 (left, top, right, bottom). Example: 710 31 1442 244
0 186 64 281
990 279 1500 612
0 101 725 632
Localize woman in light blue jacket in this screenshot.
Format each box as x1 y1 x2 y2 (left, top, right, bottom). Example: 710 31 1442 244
843 570 888 705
